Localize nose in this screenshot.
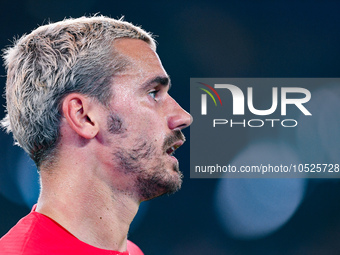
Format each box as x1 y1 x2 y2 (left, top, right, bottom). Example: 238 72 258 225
167 96 193 130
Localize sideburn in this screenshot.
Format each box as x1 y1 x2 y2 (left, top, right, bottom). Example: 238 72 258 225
107 112 126 134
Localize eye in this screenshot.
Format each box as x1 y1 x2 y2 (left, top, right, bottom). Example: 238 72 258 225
148 89 159 101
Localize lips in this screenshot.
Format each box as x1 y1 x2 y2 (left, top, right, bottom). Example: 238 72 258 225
166 141 184 156
163 130 186 157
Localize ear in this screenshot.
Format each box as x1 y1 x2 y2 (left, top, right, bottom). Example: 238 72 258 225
61 93 99 139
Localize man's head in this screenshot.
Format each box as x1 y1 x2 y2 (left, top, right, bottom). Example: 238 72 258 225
2 16 192 201
1 16 156 166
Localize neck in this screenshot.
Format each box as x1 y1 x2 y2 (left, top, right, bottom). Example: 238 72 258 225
36 163 139 252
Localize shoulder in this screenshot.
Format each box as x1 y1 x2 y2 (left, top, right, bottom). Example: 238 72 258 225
0 211 71 255
0 211 144 255
127 240 144 255
0 212 41 254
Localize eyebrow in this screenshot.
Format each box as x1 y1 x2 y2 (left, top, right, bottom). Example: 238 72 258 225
141 76 172 90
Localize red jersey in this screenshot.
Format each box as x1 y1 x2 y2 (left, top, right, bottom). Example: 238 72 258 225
0 206 143 255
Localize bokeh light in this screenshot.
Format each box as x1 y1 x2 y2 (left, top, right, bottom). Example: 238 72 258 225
215 141 307 239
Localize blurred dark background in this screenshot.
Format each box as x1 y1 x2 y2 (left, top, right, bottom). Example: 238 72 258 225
1 1 340 254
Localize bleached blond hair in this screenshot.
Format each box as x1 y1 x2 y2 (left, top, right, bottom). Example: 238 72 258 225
1 16 156 167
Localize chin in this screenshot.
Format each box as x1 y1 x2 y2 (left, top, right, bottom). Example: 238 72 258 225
137 164 183 201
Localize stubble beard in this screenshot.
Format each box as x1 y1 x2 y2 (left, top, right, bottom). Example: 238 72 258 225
108 112 184 201
113 138 183 201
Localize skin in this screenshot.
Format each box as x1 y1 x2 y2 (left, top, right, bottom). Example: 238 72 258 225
36 38 192 252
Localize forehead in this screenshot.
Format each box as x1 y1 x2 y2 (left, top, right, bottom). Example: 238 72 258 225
113 38 167 77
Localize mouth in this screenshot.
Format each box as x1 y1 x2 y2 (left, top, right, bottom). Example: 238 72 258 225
166 141 184 156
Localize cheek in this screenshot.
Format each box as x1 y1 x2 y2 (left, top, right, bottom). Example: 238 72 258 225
114 100 169 138
135 117 167 138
